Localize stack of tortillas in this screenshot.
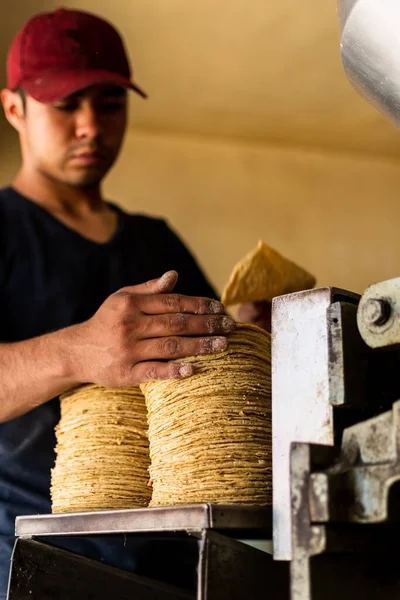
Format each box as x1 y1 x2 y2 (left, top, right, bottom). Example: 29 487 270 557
222 240 316 306
51 241 313 512
141 323 272 507
51 385 151 513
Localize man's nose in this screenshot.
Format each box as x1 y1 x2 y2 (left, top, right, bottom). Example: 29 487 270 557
75 105 103 140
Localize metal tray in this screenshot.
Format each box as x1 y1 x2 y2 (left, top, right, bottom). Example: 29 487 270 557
16 504 271 538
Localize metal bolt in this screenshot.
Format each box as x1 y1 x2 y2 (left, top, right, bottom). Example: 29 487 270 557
362 298 391 326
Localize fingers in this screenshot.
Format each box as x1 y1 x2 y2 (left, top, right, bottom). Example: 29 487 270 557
114 272 225 316
135 335 229 363
134 293 225 316
117 271 179 296
112 290 225 317
138 313 236 338
150 271 179 294
132 361 195 383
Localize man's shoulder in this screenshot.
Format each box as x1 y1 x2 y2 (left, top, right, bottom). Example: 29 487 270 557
0 187 26 215
0 187 19 221
0 186 16 204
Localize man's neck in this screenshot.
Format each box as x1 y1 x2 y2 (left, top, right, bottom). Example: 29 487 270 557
12 168 104 217
11 168 118 244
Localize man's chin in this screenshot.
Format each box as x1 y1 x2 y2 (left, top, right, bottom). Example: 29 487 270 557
67 167 110 188
72 176 104 189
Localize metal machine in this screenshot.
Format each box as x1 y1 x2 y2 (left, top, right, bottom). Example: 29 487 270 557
9 279 400 599
271 4 400 594
339 0 400 129
273 279 400 599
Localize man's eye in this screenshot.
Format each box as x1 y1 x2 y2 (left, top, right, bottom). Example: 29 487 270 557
51 101 125 112
100 103 125 112
53 103 77 112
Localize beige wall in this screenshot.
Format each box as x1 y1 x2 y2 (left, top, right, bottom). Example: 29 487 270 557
107 130 400 296
1 123 400 296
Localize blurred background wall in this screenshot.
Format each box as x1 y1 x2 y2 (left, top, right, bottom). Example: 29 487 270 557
1 0 400 295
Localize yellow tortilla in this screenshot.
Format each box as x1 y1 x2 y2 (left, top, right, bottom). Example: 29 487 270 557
221 241 316 306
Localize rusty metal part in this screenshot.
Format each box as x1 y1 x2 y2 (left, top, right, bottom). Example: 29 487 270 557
357 278 400 348
289 432 400 599
362 299 391 327
327 301 374 409
271 278 400 596
274 282 400 598
288 398 400 598
310 400 400 525
289 443 327 600
273 285 400 563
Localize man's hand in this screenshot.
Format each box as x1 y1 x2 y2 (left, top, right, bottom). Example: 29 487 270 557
237 301 272 333
70 270 236 386
0 270 235 422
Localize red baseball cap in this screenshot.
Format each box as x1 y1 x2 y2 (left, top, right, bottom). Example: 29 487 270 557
7 8 147 103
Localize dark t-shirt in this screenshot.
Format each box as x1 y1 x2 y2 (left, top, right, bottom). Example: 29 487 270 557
0 186 217 596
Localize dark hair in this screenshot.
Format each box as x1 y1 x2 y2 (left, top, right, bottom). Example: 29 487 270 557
14 88 26 113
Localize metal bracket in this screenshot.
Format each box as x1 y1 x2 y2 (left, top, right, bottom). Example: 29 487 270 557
272 287 359 560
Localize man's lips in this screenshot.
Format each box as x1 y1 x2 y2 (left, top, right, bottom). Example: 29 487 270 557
70 150 108 165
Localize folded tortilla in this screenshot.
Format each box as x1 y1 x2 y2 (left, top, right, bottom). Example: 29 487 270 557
221 241 316 306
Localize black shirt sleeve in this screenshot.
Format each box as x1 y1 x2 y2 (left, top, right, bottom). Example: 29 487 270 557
161 221 219 300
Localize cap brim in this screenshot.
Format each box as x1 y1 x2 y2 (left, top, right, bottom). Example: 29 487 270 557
21 69 147 103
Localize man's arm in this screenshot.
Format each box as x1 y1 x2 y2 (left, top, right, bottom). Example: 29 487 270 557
0 271 235 424
0 327 82 422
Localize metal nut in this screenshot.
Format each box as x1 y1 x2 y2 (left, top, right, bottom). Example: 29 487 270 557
362 298 391 326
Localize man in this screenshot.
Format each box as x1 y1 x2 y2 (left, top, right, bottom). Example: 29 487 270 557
0 7 238 596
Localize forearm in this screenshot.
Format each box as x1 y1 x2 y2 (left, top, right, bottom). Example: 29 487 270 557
0 325 81 423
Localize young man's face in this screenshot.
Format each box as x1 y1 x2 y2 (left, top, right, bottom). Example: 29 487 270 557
12 84 127 188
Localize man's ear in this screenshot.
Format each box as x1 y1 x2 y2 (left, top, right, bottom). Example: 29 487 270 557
1 89 25 132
